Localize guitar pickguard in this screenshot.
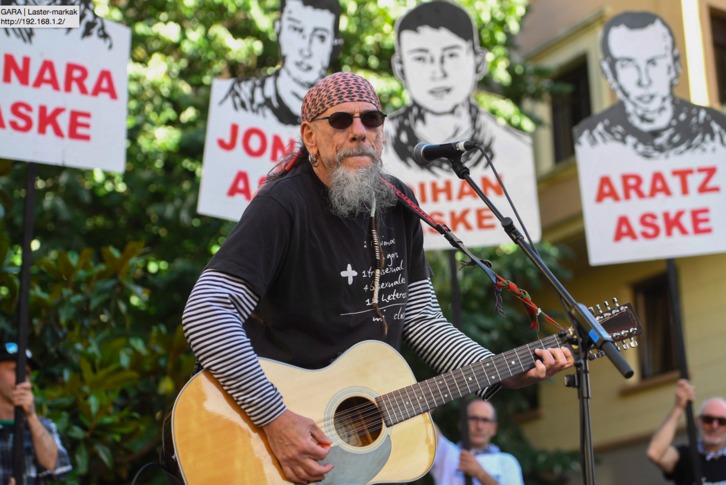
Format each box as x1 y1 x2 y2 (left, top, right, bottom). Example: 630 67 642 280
317 436 392 485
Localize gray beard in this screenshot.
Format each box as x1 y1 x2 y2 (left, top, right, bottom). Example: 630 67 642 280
327 148 398 219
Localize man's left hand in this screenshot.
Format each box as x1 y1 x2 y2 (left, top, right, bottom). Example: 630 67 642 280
503 347 574 389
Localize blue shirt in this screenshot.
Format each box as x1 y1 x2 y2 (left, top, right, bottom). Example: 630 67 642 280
430 432 524 485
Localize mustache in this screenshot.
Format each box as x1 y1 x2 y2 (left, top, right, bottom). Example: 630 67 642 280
336 147 378 164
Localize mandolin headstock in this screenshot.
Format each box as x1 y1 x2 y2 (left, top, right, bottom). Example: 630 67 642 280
585 298 642 360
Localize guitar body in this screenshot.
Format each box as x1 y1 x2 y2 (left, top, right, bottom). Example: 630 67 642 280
171 341 437 484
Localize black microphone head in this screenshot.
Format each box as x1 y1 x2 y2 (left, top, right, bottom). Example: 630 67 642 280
413 142 428 166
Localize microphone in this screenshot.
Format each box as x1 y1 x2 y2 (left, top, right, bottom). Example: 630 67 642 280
413 140 478 165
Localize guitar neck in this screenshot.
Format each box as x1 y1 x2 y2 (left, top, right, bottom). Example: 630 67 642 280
377 333 564 426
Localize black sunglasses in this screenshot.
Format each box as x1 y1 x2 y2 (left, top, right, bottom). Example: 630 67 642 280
700 415 726 426
311 110 386 130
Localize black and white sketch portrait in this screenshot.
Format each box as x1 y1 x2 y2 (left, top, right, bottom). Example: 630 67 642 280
385 0 501 172
575 11 726 159
218 0 342 126
382 0 539 251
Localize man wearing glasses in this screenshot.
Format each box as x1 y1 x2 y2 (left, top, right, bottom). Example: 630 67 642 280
430 399 524 485
0 343 71 484
183 72 573 484
647 379 726 484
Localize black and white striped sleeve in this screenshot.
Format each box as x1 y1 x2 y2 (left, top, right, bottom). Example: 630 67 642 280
181 269 286 427
402 278 500 400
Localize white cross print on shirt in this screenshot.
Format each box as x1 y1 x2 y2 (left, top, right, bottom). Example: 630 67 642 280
340 264 358 285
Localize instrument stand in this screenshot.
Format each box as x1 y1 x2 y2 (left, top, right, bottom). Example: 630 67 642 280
437 151 634 485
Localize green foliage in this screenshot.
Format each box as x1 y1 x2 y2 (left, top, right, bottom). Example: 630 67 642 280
0 0 580 482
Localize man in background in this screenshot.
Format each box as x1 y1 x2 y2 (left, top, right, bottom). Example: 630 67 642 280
647 378 726 484
0 342 71 484
431 399 524 485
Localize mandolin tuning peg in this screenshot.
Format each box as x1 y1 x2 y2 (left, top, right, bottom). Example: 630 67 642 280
630 338 638 348
596 304 603 314
604 300 611 310
613 297 620 308
622 342 629 350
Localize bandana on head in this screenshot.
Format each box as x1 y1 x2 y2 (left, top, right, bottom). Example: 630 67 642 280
301 72 382 122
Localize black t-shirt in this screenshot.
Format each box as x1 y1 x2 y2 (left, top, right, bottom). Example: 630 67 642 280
206 162 430 370
665 445 726 484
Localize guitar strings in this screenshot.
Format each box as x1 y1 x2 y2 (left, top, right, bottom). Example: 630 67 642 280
308 310 633 443
311 338 555 441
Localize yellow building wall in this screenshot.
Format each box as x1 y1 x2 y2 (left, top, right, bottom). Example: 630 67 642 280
514 0 726 467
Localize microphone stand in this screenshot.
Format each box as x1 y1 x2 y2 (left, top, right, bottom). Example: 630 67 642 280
440 151 634 485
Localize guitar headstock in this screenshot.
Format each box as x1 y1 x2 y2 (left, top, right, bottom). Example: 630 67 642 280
587 298 642 360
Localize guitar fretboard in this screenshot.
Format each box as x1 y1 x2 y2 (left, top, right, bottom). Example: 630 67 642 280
376 332 564 426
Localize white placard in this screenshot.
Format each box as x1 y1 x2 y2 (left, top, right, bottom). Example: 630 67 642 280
0 13 130 173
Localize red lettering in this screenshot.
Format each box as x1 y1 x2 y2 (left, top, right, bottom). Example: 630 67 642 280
32 59 60 90
90 70 117 100
424 208 496 233
10 102 33 132
671 169 694 195
227 171 253 200
448 209 473 231
691 207 712 234
662 210 687 237
0 101 92 140
697 166 720 194
639 213 660 239
64 63 88 95
595 176 620 202
648 172 672 198
218 123 238 151
38 106 64 137
270 135 295 162
479 175 504 197
621 173 645 200
2 53 30 84
242 127 267 157
429 180 453 203
613 216 637 241
68 110 91 140
475 208 496 229
2 54 117 98
613 208 714 242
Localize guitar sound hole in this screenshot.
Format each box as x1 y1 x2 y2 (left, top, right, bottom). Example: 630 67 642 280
333 396 383 447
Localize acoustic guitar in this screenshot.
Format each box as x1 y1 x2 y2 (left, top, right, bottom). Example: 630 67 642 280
171 301 641 484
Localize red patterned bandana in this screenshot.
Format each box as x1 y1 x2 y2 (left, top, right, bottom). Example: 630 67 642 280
301 72 382 122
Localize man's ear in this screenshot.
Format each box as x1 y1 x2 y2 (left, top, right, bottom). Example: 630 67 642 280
301 122 317 154
474 47 488 80
392 53 406 84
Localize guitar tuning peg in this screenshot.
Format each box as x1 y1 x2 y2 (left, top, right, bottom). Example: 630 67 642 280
596 304 603 314
588 306 594 315
604 300 611 310
622 342 630 350
613 297 620 308
630 338 638 348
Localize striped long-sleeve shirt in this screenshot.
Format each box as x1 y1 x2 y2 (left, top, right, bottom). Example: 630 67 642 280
182 269 498 427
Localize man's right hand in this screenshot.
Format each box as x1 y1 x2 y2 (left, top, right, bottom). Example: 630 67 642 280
262 409 334 483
